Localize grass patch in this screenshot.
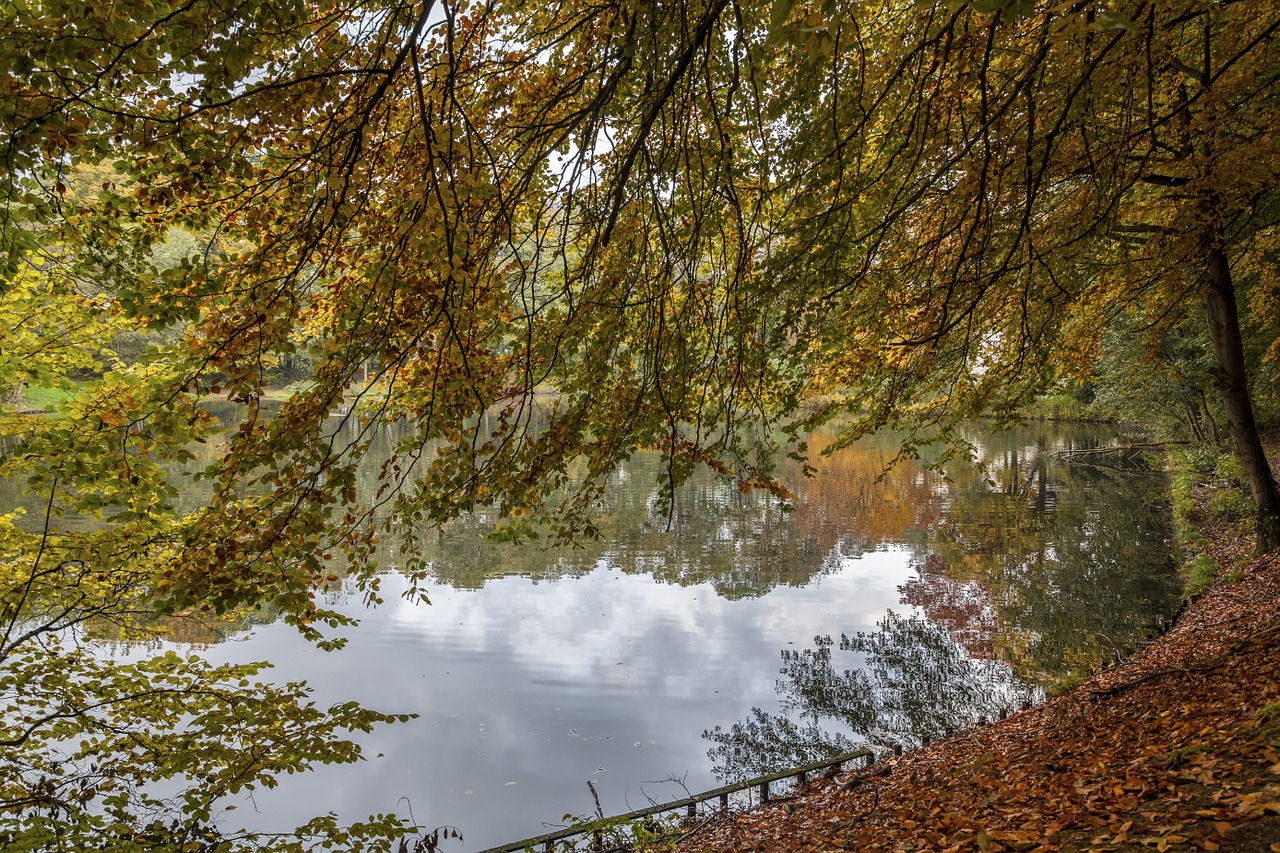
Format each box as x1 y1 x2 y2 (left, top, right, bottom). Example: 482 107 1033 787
1021 392 1089 421
1184 554 1218 598
1205 454 1253 519
966 752 998 776
22 385 75 410
255 381 316 403
1164 448 1244 599
1254 702 1280 723
1224 558 1249 584
1253 702 1280 745
1168 450 1208 548
1162 743 1211 770
1047 670 1090 698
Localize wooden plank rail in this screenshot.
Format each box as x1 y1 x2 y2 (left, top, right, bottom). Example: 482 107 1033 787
472 748 874 853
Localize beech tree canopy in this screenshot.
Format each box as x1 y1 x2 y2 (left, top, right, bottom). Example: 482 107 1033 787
3 0 1280 848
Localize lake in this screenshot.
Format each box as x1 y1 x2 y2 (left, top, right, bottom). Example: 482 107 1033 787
100 421 1181 850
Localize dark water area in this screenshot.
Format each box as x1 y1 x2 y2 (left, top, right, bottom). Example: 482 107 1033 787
6 419 1182 850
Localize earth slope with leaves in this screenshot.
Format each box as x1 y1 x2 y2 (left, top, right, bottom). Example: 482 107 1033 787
673 488 1280 852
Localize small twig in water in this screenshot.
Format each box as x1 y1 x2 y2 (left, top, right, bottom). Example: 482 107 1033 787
587 779 605 821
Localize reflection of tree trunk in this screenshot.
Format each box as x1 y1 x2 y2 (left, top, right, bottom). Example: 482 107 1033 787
1035 452 1047 515
1202 247 1280 552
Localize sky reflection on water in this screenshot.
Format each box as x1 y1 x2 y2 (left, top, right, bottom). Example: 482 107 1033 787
193 551 914 850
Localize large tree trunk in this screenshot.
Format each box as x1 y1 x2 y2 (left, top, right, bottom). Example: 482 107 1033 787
1202 247 1280 553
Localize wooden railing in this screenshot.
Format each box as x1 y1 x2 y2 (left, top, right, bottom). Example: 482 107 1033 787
472 748 875 853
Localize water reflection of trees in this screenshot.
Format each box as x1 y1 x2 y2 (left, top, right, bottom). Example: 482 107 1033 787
705 612 1034 782
906 430 1181 682
403 425 1179 684
398 431 942 598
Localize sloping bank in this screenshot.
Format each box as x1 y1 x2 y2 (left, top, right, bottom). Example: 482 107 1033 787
671 462 1280 853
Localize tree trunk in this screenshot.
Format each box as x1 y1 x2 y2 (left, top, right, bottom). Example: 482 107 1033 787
1202 247 1280 553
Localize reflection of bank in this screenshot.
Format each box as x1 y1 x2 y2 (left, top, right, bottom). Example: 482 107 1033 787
705 610 1034 783
915 433 1180 684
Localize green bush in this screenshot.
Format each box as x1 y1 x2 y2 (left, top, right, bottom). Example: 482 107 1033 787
1165 449 1222 598
1205 454 1253 519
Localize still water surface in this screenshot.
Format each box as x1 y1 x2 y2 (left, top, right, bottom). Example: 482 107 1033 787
124 422 1180 850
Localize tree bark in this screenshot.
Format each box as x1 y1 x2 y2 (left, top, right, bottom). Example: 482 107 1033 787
1202 247 1280 553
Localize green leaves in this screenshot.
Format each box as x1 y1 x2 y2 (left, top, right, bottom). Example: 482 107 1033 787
0 639 414 853
770 0 799 32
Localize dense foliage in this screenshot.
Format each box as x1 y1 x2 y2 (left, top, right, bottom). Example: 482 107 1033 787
3 0 1279 848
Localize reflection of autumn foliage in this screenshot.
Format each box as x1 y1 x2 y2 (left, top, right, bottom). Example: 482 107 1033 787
88 606 280 651
901 554 998 660
600 429 949 596
893 438 1052 664
150 615 228 647
787 431 944 552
